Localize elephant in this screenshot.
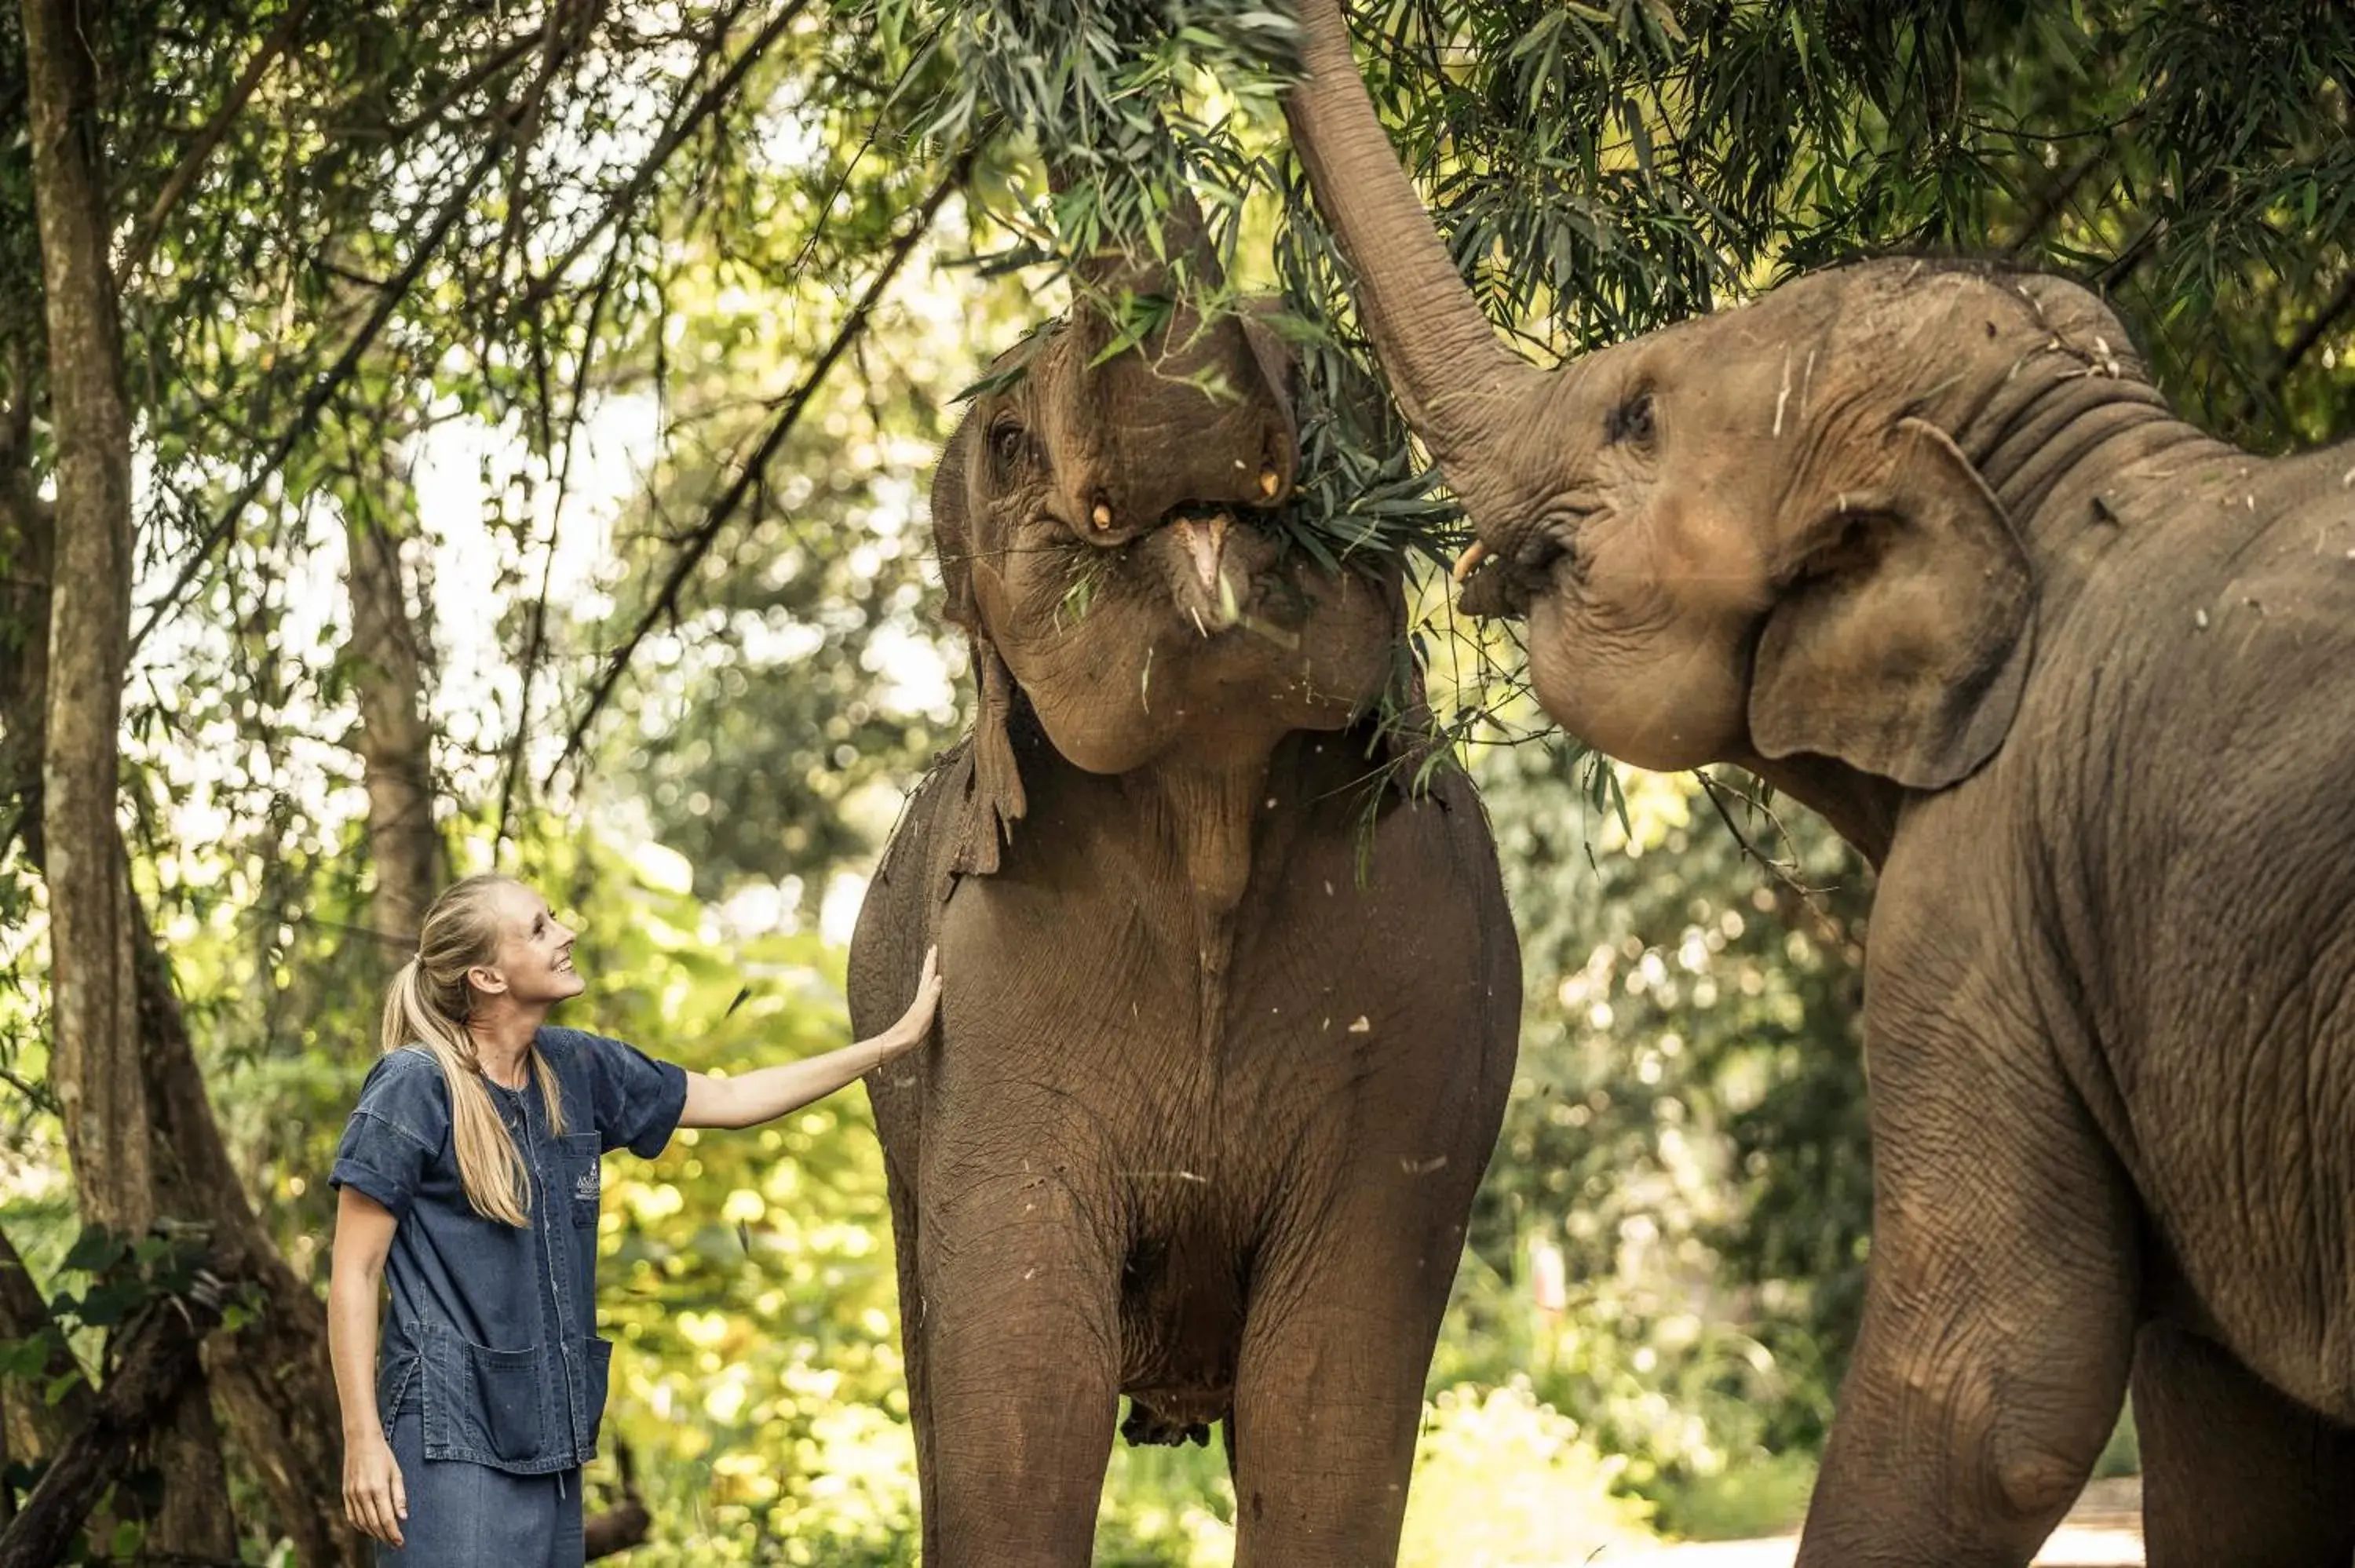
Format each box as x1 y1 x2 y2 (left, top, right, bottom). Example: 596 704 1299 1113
1277 2 2355 1565
844 214 1521 1566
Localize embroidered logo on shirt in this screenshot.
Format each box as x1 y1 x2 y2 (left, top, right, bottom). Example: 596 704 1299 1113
574 1167 599 1202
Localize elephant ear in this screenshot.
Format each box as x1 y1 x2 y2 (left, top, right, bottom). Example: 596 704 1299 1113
951 632 1028 877
1748 418 2036 791
929 424 1029 885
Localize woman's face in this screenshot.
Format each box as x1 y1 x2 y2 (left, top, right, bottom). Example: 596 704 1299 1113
469 882 586 1009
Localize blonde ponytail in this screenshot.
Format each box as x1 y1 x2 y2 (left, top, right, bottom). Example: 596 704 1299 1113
381 874 568 1226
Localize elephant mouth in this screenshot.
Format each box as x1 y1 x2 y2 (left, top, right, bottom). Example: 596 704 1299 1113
1148 505 1293 641
1453 548 1539 620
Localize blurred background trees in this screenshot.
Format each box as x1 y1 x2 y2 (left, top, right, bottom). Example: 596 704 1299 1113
0 0 2345 1561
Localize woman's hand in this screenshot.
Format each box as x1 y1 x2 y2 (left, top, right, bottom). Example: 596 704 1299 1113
343 1427 407 1547
870 946 943 1066
679 947 945 1129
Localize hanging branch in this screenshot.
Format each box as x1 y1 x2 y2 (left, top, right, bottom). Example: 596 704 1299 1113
1694 768 1829 898
2239 265 2355 430
495 242 628 848
126 136 505 659
119 0 316 286
514 0 804 316
547 151 969 788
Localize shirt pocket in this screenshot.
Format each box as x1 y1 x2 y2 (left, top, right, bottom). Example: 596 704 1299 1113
560 1132 602 1227
423 1326 544 1464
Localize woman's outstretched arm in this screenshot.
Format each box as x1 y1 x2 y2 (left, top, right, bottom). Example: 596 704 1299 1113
680 947 942 1131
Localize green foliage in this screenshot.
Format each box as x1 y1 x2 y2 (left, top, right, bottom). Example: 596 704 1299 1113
911 0 2353 516
528 833 920 1565
1397 1382 1654 1564
1442 743 1874 1520
867 0 1466 570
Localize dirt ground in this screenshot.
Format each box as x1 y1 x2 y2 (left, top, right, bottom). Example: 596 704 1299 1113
1594 1477 2145 1568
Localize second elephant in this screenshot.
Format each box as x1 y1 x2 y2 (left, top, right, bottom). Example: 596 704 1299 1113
1283 2 2355 1565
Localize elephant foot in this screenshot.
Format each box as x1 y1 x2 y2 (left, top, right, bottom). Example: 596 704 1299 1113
1121 1396 1218 1447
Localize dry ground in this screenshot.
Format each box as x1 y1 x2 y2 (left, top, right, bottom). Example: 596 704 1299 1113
1595 1477 2145 1568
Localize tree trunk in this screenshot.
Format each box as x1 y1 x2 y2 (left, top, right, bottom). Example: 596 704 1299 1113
133 890 374 1567
24 0 148 1241
0 1263 230 1568
0 1223 93 1460
21 0 237 1555
345 508 443 957
0 410 367 1568
324 225 445 965
0 408 60 1538
0 472 49 863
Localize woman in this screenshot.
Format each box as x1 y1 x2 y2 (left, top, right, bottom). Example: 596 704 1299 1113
327 873 940 1564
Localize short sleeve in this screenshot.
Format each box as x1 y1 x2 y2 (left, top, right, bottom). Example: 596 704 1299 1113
329 1050 447 1222
576 1031 688 1158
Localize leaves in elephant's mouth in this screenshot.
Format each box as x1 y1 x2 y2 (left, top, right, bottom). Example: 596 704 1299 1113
891 0 1466 578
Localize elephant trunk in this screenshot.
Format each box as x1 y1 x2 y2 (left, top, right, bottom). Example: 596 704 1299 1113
1281 0 1535 475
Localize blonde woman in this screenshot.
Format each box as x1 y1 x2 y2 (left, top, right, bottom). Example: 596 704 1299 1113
327 874 940 1565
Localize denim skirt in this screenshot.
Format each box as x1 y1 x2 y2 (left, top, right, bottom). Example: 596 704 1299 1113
377 1398 584 1568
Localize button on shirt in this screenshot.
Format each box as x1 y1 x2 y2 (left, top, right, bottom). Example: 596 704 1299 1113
330 1027 688 1475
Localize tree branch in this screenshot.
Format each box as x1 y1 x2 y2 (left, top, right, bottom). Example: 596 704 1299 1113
1695 768 1829 898
582 1439 651 1559
548 152 967 786
369 24 546 144
0 1264 232 1568
0 1223 94 1453
516 0 800 315
496 247 625 848
2256 265 2355 409
126 136 505 658
119 0 316 286
2003 140 2114 260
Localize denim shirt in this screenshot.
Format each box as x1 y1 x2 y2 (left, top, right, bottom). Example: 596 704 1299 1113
330 1026 688 1475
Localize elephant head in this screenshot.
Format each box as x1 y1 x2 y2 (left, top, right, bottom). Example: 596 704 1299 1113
932 213 1403 875
1281 0 2162 797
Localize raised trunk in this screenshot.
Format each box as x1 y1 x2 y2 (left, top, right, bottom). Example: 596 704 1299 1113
1280 0 1533 465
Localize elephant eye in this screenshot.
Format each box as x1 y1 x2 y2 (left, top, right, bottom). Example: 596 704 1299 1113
988 418 1028 474
1605 391 1656 450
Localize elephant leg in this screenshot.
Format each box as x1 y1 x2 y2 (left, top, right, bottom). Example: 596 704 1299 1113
1225 1198 1463 1567
878 1161 940 1562
2133 1320 2355 1568
1794 1008 2139 1566
915 1165 1121 1568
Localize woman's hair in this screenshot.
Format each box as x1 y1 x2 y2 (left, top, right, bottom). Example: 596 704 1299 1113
380 873 568 1225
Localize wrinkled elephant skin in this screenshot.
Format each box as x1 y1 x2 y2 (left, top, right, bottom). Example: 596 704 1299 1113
1281 1 2355 1564
847 282 1521 1566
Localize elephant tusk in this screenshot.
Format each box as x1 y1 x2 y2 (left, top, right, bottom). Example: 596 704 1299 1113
1092 501 1113 531
1259 468 1281 498
1450 541 1489 584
